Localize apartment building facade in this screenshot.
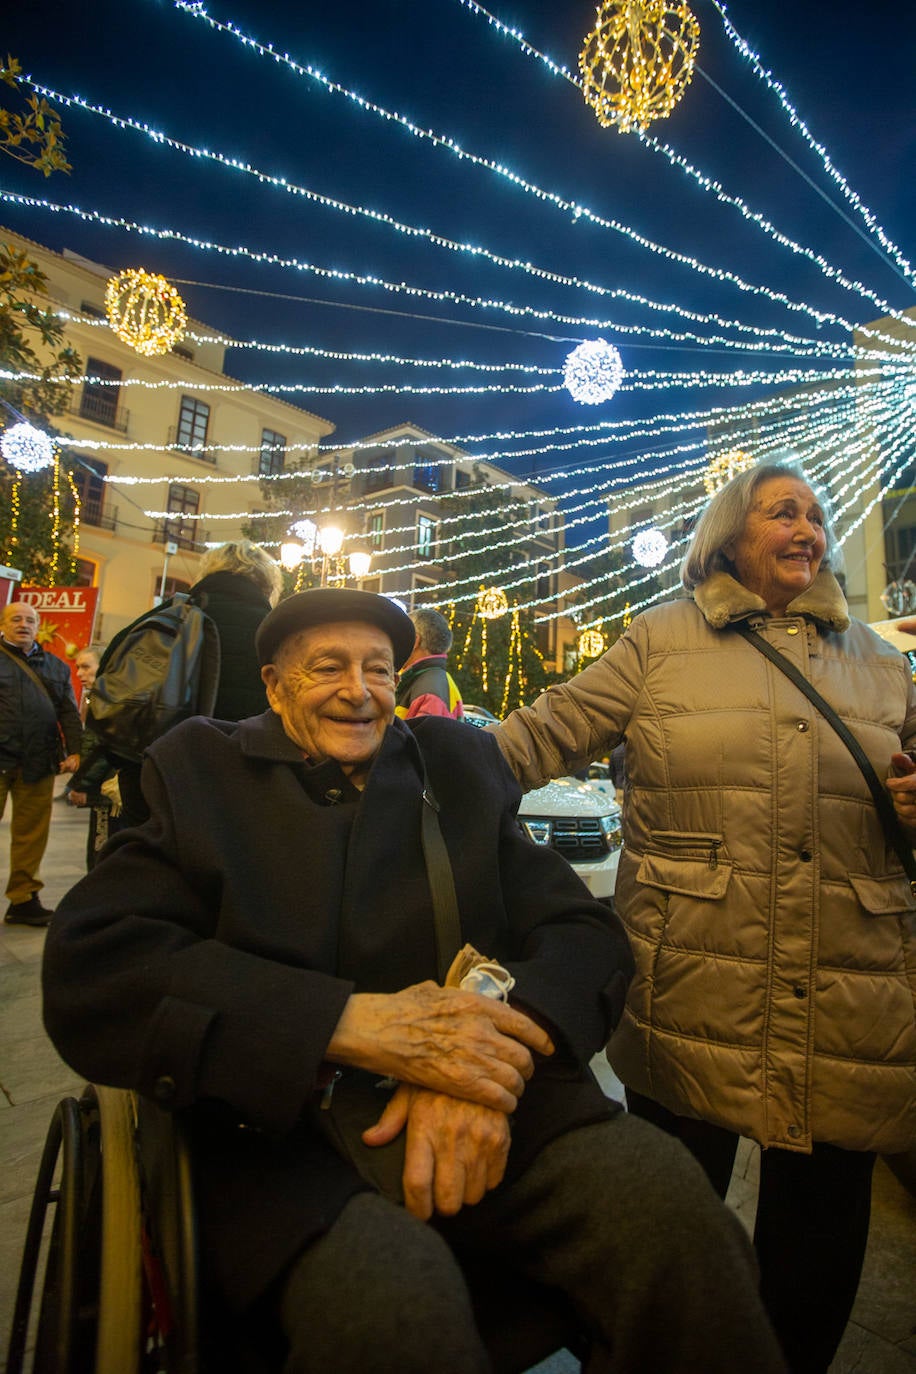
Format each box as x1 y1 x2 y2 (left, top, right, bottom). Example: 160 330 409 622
2 227 334 643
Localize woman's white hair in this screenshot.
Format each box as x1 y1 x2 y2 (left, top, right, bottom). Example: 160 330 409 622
197 539 283 605
681 462 839 592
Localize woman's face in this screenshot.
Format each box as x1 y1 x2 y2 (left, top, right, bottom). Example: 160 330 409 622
727 476 827 617
75 652 98 688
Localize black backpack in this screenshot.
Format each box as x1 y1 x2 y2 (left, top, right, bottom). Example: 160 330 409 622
88 594 221 762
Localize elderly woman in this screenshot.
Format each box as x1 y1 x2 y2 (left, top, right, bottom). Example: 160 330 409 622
491 462 916 1374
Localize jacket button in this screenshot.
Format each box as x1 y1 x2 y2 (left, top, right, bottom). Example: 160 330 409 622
153 1075 176 1104
787 1125 801 1139
786 625 799 636
796 721 809 732
793 985 806 999
799 849 812 862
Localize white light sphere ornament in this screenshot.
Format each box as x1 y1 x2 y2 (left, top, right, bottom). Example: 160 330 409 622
289 518 320 558
632 527 668 567
1 421 55 473
564 339 624 404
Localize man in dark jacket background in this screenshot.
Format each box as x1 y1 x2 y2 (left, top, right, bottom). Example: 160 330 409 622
43 589 786 1373
0 601 81 925
395 605 464 719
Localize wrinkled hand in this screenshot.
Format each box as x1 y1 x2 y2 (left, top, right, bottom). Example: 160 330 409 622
363 1082 511 1221
887 752 916 831
59 754 80 774
327 981 554 1114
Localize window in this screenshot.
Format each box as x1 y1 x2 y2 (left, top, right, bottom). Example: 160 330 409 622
454 469 471 490
80 357 122 427
73 557 97 588
416 515 437 560
175 396 210 456
155 574 192 601
157 483 200 550
172 345 194 361
362 448 394 494
80 301 105 319
71 458 109 528
259 428 287 477
368 512 385 549
536 563 552 600
412 448 441 494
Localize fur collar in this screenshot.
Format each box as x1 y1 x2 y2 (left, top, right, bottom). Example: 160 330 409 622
693 568 850 632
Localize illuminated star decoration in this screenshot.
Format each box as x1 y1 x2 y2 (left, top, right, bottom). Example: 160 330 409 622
704 449 755 497
632 527 669 567
579 0 700 134
105 268 188 357
564 339 624 404
0 421 55 473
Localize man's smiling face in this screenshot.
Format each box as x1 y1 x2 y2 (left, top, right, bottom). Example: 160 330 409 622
261 620 396 786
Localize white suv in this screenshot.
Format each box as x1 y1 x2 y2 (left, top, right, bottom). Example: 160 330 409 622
462 707 623 904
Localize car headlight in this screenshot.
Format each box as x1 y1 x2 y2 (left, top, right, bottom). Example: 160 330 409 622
599 813 623 852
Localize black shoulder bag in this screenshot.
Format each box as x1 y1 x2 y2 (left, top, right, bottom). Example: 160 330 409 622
734 621 916 897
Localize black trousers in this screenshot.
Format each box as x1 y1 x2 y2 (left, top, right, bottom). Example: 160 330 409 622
626 1088 876 1374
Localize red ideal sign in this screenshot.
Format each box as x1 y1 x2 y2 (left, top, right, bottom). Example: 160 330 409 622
20 586 100 705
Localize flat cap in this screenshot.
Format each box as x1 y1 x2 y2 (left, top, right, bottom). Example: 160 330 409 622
255 588 416 669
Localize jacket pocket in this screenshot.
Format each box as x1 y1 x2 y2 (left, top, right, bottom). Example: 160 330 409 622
637 831 733 900
848 872 916 916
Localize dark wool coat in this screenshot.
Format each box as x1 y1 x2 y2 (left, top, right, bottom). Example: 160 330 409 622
188 571 272 721
43 711 632 1310
0 640 82 781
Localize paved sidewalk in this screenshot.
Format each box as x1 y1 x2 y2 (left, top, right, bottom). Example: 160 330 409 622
1 786 915 1371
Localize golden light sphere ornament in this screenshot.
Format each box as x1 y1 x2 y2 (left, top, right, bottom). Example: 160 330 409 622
477 586 509 620
105 268 188 357
704 449 754 497
579 0 700 135
578 626 607 659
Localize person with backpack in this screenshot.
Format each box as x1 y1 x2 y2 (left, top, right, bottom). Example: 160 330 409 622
0 601 82 925
88 540 282 829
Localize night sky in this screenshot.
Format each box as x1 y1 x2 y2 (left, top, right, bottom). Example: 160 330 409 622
2 0 915 544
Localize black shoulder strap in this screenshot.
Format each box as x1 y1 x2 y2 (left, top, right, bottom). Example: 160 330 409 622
734 621 916 893
417 760 462 982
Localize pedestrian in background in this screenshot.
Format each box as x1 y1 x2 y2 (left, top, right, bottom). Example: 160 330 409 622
395 606 464 720
73 645 101 722
0 601 82 926
114 539 283 828
490 462 916 1373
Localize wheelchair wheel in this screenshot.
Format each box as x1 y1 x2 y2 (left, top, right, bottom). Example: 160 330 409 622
93 1087 143 1374
7 1090 102 1374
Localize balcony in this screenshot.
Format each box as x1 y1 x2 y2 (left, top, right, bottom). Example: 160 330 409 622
153 522 208 552
79 501 118 533
74 391 129 433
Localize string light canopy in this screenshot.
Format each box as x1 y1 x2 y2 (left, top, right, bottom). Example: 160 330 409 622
0 421 55 473
477 586 510 619
632 527 669 566
564 339 624 405
105 268 188 357
579 0 700 134
704 448 755 496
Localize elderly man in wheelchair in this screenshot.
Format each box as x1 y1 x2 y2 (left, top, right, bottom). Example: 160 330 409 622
38 589 786 1374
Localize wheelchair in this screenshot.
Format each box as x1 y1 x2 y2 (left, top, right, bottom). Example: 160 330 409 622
7 1084 586 1373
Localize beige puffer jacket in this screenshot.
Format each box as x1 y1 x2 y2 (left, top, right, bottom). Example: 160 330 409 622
493 570 916 1154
